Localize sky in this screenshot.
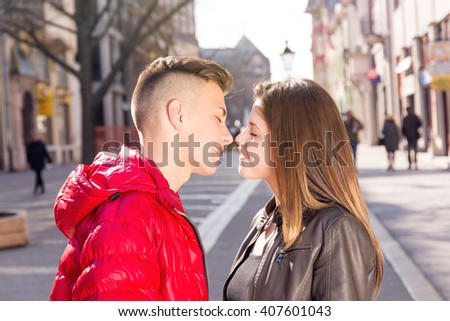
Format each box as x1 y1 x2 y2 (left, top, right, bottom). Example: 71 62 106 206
194 0 313 81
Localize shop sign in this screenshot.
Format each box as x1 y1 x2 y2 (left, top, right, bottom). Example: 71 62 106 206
429 41 450 75
431 74 450 91
365 67 381 84
36 82 54 116
56 87 72 105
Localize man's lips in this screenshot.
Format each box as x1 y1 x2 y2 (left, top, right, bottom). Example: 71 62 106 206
212 146 224 157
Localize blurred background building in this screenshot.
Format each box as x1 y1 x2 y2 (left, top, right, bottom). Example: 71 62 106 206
1 0 78 171
306 0 450 159
2 0 450 171
0 0 198 171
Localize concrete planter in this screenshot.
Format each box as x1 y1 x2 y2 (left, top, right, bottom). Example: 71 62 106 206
0 209 29 249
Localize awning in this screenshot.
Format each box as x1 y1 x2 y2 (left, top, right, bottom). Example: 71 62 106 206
396 56 412 74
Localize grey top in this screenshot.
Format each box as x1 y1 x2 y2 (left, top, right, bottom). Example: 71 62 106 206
226 252 262 301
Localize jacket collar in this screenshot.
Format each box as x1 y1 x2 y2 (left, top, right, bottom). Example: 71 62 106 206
132 147 185 213
260 196 282 229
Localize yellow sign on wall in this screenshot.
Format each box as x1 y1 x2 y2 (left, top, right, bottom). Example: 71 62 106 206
56 87 72 105
36 82 54 116
431 75 450 91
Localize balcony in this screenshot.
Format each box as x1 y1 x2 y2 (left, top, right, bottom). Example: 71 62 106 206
360 15 383 45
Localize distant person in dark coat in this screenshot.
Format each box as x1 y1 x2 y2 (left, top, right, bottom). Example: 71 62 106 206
382 116 400 171
26 134 52 195
402 107 422 170
344 110 364 165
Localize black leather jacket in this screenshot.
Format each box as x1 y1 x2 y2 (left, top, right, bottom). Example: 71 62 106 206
223 197 378 300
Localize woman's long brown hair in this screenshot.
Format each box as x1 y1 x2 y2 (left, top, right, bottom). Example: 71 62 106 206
254 78 384 294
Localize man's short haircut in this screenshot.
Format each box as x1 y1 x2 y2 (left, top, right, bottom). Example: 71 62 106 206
131 56 232 133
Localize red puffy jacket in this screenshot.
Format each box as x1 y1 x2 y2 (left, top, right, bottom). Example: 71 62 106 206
50 147 208 300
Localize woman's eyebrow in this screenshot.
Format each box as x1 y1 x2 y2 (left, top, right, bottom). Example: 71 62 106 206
249 121 261 131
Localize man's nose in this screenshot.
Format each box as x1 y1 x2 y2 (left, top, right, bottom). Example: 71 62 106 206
223 126 233 146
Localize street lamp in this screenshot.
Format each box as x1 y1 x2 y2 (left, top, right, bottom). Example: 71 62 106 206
280 40 295 76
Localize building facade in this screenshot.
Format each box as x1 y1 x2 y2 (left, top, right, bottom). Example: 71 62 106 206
306 0 450 158
0 0 79 171
1 0 198 170
306 0 379 145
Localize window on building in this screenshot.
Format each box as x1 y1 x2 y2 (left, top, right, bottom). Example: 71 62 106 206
34 50 49 81
436 24 442 41
404 47 413 76
57 54 68 86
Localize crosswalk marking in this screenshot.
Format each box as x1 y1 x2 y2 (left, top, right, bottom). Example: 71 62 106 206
0 266 56 275
198 179 261 253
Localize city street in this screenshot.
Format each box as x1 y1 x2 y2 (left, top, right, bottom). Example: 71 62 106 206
0 146 449 301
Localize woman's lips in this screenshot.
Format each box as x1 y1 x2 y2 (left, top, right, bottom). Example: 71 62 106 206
239 145 250 161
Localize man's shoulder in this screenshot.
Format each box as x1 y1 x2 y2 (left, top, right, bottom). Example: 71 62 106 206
118 190 161 208
98 190 170 225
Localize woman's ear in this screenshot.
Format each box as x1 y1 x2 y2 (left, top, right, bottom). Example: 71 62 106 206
166 99 184 131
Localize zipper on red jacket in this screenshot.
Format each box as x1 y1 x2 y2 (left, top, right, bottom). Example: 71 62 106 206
173 207 209 297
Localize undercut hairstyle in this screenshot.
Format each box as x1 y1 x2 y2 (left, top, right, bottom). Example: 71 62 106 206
131 56 232 133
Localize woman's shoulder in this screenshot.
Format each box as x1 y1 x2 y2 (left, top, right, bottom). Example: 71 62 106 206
300 206 373 251
306 205 362 232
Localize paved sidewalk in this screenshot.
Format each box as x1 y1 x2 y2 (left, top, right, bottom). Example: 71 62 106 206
356 144 450 300
1 146 449 302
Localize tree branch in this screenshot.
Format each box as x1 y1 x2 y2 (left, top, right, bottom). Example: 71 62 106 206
91 1 123 49
0 5 76 33
5 28 81 78
44 0 75 20
89 0 114 34
133 0 191 49
91 0 191 108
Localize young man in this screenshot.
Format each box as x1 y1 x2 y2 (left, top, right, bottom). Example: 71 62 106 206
402 106 422 170
26 133 52 195
50 56 233 300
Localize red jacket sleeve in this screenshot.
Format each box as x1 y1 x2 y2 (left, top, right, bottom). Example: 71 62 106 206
52 193 165 301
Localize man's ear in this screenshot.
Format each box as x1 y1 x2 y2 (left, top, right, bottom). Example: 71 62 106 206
166 99 184 131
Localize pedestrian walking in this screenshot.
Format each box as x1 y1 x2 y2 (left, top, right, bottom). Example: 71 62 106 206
50 56 233 301
381 115 400 171
402 107 422 170
26 133 52 195
223 78 383 301
344 110 364 165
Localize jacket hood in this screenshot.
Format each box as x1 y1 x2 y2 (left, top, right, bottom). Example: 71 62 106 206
54 146 184 238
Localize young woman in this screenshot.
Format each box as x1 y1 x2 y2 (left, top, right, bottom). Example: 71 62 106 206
382 115 400 171
223 78 384 301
